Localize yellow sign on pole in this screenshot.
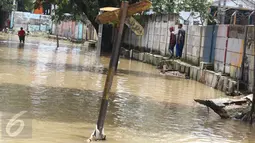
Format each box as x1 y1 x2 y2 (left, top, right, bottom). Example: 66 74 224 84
127 0 151 16
125 16 144 36
96 0 152 24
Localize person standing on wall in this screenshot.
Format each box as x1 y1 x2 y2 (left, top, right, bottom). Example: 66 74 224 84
176 24 185 58
169 27 176 58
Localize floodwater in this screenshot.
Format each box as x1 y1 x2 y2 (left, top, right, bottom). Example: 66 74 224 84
0 35 254 143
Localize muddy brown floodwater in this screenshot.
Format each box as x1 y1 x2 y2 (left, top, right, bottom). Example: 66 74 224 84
0 35 254 143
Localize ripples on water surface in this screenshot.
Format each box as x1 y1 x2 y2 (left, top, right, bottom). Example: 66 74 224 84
0 36 254 143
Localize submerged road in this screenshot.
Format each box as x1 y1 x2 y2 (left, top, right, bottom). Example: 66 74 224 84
0 35 254 143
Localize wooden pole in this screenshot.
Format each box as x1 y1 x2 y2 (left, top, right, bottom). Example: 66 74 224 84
217 0 221 24
221 0 226 24
97 11 104 58
88 1 129 141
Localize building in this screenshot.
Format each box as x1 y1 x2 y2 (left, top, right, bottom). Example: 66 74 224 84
211 0 255 25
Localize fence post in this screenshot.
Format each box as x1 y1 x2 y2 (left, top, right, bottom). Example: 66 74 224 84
239 26 248 90
151 15 155 53
209 25 216 63
223 25 230 74
159 14 162 55
97 10 104 57
185 24 189 61
198 26 203 65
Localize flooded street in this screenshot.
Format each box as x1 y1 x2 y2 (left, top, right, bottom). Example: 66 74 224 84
0 35 254 143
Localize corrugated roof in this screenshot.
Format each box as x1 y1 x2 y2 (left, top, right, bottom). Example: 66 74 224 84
212 0 255 10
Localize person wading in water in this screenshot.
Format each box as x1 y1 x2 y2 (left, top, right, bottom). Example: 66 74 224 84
18 27 26 43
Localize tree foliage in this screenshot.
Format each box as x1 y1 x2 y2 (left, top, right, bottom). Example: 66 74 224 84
152 0 212 24
17 0 34 12
34 0 212 29
0 0 13 12
47 0 139 30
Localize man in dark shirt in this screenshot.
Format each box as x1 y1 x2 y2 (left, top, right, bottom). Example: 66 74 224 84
176 24 185 58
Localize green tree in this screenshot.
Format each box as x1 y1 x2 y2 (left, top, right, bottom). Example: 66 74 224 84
152 0 212 24
34 0 140 30
23 0 34 12
0 0 13 12
184 0 212 25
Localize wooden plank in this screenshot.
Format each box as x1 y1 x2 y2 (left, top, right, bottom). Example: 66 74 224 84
194 95 251 119
194 99 230 119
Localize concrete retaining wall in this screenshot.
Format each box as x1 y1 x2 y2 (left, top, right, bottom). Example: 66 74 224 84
120 47 238 95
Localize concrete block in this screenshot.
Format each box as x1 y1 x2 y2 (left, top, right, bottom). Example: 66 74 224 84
185 66 190 76
211 73 220 88
217 76 225 91
197 69 202 81
189 66 194 78
180 65 185 73
223 77 229 92
132 51 139 60
228 25 245 39
191 66 199 80
227 38 244 53
139 53 145 61
205 70 214 86
228 79 237 94
129 49 133 58
174 62 181 71
143 53 148 62
121 48 130 58
214 61 224 72
152 55 163 66
148 53 154 65
200 62 213 70
144 53 153 64
163 57 170 60
162 60 175 70
248 70 254 92
143 53 148 63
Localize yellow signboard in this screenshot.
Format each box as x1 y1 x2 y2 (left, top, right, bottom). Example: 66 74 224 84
96 0 152 24
125 17 144 36
127 0 152 16
96 9 120 24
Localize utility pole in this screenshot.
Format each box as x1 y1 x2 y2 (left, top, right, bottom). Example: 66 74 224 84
10 0 16 29
217 0 221 24
221 0 226 24
88 1 129 141
97 10 104 60
53 5 59 48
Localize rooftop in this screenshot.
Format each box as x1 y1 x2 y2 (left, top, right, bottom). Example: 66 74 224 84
212 0 255 10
